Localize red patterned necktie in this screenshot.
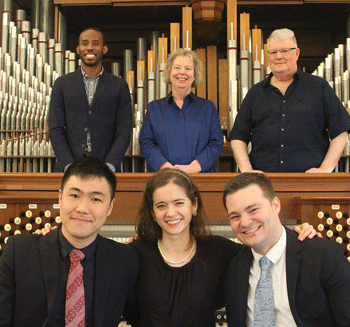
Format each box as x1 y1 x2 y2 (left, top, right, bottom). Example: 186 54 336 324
65 249 85 327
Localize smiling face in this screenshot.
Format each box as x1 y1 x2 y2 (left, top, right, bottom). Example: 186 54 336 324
76 29 108 69
59 175 114 248
152 182 197 238
267 37 300 80
226 184 282 255
170 55 195 94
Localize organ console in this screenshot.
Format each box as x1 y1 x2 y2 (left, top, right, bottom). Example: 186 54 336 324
1 172 350 261
296 196 350 262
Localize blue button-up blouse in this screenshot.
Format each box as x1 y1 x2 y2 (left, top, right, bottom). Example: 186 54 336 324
139 92 223 172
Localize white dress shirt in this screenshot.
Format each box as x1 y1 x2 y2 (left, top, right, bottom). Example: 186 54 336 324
246 226 297 327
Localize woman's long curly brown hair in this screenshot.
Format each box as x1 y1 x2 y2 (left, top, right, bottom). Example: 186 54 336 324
136 168 209 243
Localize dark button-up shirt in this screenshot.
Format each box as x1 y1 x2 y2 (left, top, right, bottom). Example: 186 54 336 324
46 228 97 326
229 70 350 172
139 92 223 172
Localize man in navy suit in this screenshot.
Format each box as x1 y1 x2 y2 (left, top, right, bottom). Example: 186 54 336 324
223 173 350 326
49 27 132 172
0 157 139 326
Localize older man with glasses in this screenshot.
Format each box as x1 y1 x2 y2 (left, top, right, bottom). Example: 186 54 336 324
229 28 350 173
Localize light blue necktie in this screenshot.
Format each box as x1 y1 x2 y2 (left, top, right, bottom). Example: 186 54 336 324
254 256 276 327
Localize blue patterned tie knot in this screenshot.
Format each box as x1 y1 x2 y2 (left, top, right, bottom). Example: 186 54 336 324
254 256 276 327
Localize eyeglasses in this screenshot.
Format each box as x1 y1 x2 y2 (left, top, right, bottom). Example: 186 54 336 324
267 48 297 57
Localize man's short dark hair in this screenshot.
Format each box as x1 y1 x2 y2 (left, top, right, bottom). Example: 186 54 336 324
79 27 106 45
222 173 275 210
61 157 116 202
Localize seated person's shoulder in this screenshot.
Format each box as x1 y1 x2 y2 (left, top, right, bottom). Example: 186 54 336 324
296 233 347 259
103 236 138 254
2 233 45 258
10 233 43 245
129 238 152 253
100 236 139 266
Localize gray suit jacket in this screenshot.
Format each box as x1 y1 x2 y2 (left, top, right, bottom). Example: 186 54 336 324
0 228 139 326
49 68 132 171
225 227 350 326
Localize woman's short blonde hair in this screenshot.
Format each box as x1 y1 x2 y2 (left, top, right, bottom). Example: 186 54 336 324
163 48 203 88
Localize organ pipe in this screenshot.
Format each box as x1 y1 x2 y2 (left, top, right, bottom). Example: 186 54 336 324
148 49 156 103
158 35 168 99
123 49 133 80
112 62 121 78
313 40 350 171
39 0 54 39
0 8 67 172
2 4 349 174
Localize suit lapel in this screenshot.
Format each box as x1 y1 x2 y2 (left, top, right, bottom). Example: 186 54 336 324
94 235 114 327
40 228 61 317
285 227 301 325
235 247 253 326
90 70 109 109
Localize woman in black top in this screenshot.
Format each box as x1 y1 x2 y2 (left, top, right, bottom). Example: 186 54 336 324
125 168 314 326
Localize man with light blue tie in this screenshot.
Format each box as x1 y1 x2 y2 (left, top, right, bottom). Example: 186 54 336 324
222 173 350 326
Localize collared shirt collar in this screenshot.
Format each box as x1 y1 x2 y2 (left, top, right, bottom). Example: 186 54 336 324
81 66 104 81
251 225 287 265
166 91 197 104
263 69 301 87
59 227 98 261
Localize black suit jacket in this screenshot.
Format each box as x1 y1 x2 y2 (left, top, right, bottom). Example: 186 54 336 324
49 68 132 171
0 228 139 327
225 227 350 326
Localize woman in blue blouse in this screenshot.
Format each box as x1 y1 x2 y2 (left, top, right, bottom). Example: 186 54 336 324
139 48 223 173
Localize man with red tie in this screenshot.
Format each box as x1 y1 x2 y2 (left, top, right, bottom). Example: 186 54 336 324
0 157 139 326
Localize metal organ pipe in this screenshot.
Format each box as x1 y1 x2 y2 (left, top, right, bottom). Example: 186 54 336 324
2 12 11 54
31 0 40 29
21 21 31 46
248 33 252 89
227 35 238 132
159 61 167 99
158 36 168 99
15 9 26 33
112 62 121 77
147 70 156 103
9 25 18 63
260 47 265 80
39 0 54 39
48 39 54 68
58 10 68 52
252 45 261 86
38 32 48 64
32 28 39 52
68 52 76 73
2 0 12 13
313 40 350 172
240 34 249 102
137 38 148 104
150 31 160 99
123 49 133 80
64 50 70 75
147 50 156 104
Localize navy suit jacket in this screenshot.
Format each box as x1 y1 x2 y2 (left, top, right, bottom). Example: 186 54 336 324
49 68 132 171
225 227 350 326
0 228 139 327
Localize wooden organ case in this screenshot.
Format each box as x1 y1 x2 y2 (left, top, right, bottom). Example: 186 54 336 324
1 173 350 261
